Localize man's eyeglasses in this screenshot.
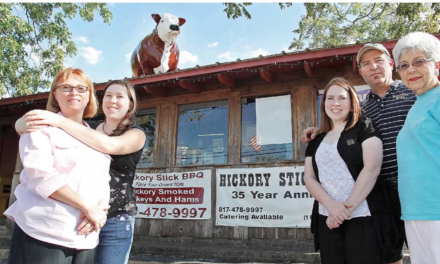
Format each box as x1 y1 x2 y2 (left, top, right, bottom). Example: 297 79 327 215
396 58 434 72
57 85 89 93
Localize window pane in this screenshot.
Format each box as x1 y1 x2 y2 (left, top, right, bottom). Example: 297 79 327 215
176 101 228 165
136 110 156 167
241 97 293 163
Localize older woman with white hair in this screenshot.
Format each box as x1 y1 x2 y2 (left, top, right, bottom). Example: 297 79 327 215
392 32 440 264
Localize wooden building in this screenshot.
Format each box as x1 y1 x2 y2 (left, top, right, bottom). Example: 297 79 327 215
0 40 406 247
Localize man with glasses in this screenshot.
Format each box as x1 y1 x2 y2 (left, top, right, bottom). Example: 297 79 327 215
302 43 415 264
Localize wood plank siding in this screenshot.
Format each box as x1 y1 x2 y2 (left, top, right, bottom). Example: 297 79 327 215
132 65 364 241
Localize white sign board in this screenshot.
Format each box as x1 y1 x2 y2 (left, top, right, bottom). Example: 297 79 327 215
216 167 313 227
134 170 211 219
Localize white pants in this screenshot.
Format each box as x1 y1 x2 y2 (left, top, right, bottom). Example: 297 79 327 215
405 220 440 264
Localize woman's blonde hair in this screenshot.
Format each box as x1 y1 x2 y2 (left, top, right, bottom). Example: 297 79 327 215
46 68 98 118
318 77 362 134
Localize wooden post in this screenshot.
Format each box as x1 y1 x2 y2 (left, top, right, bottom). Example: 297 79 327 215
291 85 317 161
154 103 178 167
227 92 241 164
352 54 358 73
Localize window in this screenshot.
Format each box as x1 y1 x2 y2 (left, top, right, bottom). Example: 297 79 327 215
136 109 156 167
241 95 293 163
176 101 228 165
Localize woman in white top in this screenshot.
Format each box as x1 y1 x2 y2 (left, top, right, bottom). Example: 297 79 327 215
4 68 110 264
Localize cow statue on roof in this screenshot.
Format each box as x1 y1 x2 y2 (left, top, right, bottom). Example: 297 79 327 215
131 13 186 77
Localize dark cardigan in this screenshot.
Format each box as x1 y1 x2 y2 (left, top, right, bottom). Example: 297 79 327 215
305 117 399 252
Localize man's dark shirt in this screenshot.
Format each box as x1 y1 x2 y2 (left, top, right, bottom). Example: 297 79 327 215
361 80 416 180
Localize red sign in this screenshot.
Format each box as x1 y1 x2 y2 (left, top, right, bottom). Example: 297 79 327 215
134 170 211 220
135 187 204 204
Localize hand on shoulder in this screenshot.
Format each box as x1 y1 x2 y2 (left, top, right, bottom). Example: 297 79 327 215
301 127 319 143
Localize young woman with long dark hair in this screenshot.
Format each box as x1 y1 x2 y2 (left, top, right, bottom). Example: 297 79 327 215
305 77 398 263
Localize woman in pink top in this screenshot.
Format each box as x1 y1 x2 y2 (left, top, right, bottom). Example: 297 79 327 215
4 68 111 264
16 80 147 264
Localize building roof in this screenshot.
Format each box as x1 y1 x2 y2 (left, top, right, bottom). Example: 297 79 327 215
0 37 412 108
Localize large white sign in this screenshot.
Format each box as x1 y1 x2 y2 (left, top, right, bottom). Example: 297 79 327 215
134 170 211 220
216 167 313 227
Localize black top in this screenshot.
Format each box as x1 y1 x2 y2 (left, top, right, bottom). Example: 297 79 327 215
86 122 146 218
305 117 399 252
86 120 100 130
361 80 416 179
107 125 146 218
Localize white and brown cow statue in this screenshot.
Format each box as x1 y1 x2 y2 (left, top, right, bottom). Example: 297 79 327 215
131 13 186 77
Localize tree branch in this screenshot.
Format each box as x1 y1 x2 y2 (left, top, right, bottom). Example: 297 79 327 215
22 8 44 67
333 3 352 24
299 4 327 40
343 3 377 31
369 3 389 21
12 5 21 17
4 84 13 98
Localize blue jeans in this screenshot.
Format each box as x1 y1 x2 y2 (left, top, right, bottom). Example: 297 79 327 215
95 215 135 264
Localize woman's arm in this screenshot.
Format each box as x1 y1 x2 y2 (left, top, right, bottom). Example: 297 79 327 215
77 199 108 235
17 109 146 155
305 157 352 228
345 137 383 213
20 129 109 230
51 186 109 231
15 112 48 135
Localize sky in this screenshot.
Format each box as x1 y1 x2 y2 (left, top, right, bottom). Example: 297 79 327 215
62 3 307 84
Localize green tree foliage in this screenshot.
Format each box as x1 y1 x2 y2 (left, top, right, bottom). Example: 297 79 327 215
223 3 292 20
222 3 439 50
291 3 440 50
0 3 112 98
223 3 252 19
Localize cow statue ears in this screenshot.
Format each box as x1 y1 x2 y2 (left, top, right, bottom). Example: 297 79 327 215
152 14 186 27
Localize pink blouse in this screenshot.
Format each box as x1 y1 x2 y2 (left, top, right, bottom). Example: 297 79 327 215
4 115 110 249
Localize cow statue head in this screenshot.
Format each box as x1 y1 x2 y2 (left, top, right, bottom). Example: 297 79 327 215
152 13 186 45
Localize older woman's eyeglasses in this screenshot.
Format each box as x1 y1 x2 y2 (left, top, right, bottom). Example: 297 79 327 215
57 85 89 93
396 58 434 72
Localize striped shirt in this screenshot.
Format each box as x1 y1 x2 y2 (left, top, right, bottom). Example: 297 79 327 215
361 80 416 179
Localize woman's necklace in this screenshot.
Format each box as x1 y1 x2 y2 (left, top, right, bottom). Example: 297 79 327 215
102 122 112 135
